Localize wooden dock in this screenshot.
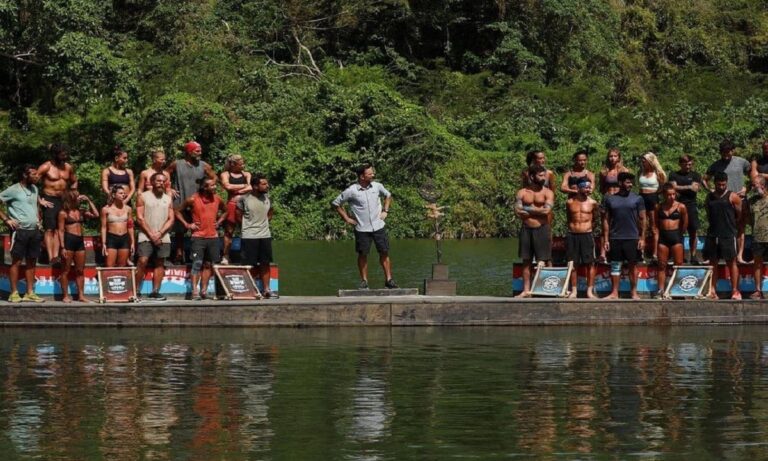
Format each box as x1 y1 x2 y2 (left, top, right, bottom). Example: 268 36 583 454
0 296 766 327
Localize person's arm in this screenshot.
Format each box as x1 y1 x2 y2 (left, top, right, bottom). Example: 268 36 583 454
732 194 743 222
100 207 109 255
165 161 178 198
751 159 760 183
548 171 557 192
100 168 110 196
602 201 610 252
591 199 600 232
135 193 152 240
560 172 575 194
57 210 66 251
514 190 528 219
381 195 392 220
220 171 235 193
159 198 175 240
0 192 19 230
125 169 136 202
204 163 217 181
127 206 135 253
36 162 50 184
267 203 274 220
174 197 198 231
137 170 147 193
332 189 357 225
216 199 228 228
240 172 253 195
68 164 78 189
680 203 689 234
544 189 554 219
638 209 647 251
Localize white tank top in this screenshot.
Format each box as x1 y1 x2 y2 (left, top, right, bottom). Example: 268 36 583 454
138 190 172 243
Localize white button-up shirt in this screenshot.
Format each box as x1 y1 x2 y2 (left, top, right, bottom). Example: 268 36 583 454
332 181 391 232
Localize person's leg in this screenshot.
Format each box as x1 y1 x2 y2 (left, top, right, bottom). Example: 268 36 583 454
568 265 579 298
650 213 659 260
24 258 37 296
200 262 213 297
222 221 234 263
738 201 750 264
657 244 669 297
753 255 763 298
379 251 392 281
116 249 130 267
189 238 204 298
106 248 117 267
605 239 622 299
728 257 741 299
74 250 88 301
153 257 165 294
586 263 597 299
628 261 639 299
135 256 150 296
173 231 185 263
517 259 533 297
9 257 21 297
689 230 699 262
61 250 74 302
44 230 58 263
357 253 369 283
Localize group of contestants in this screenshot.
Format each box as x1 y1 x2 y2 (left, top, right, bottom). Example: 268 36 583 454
0 142 274 303
515 140 768 300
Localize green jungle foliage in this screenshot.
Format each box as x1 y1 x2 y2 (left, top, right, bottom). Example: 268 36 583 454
3 0 768 238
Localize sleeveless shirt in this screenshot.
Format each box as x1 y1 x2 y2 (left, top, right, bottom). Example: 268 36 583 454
191 193 221 238
138 190 172 243
173 159 208 206
706 191 737 238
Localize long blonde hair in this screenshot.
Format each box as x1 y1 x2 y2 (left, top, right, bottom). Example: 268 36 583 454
641 152 666 183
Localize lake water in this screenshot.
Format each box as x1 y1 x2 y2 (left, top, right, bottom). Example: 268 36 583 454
272 239 516 295
1 326 767 460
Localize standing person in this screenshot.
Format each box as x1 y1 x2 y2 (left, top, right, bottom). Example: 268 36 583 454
655 183 688 299
597 148 629 263
101 146 136 203
704 172 742 300
332 163 398 290
565 178 599 298
236 173 275 297
521 150 557 190
638 152 666 263
135 172 175 301
560 150 595 196
514 165 554 298
57 189 98 303
137 147 169 192
669 154 703 264
100 185 134 267
704 139 751 264
165 141 216 264
0 164 45 303
220 154 252 264
602 172 646 300
750 140 768 185
175 178 226 300
749 176 768 299
37 143 78 266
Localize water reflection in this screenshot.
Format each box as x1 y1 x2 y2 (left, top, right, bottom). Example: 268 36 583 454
0 327 767 459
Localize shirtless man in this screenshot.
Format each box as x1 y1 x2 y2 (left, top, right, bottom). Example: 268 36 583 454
566 178 599 298
37 143 78 265
514 165 554 298
137 148 169 193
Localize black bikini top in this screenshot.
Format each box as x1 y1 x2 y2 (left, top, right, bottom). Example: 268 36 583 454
659 207 681 221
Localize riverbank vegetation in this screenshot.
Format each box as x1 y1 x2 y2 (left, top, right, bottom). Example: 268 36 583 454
3 0 768 238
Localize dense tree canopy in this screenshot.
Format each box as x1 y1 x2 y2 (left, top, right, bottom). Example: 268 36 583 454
3 0 768 238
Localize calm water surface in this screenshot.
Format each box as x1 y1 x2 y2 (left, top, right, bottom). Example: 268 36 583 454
1 326 767 460
273 239 516 295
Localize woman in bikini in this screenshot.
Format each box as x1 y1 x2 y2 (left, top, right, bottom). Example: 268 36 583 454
101 146 136 203
655 183 688 299
560 150 595 196
220 154 252 264
101 185 135 267
57 189 98 302
639 152 667 263
598 148 629 262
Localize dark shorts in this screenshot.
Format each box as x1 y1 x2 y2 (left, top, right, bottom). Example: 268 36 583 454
106 232 131 250
753 241 768 260
659 229 683 247
241 238 273 265
703 236 737 262
566 232 595 265
190 237 221 264
640 192 658 212
10 229 42 260
519 224 551 261
41 194 63 231
682 202 699 232
137 241 171 259
64 232 85 252
609 239 640 263
355 229 389 255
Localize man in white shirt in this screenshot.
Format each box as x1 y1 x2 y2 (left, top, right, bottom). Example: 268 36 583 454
332 164 397 290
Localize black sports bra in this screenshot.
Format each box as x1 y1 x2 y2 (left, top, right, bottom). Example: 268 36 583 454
659 207 681 221
64 212 84 225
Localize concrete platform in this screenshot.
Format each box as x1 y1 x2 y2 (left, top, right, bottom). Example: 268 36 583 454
0 296 767 327
338 288 419 297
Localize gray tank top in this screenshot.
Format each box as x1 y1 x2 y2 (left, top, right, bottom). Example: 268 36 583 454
138 190 172 243
173 159 208 206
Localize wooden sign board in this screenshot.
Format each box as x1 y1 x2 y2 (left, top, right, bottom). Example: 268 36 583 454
96 267 137 303
664 266 713 298
213 265 262 300
530 262 573 297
